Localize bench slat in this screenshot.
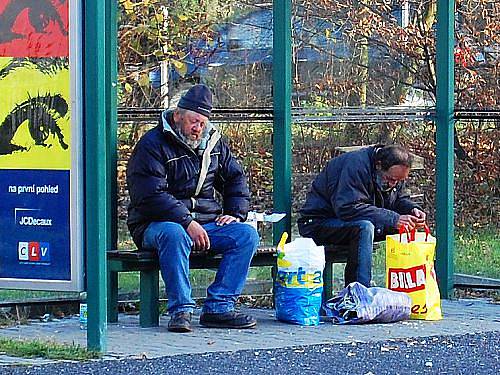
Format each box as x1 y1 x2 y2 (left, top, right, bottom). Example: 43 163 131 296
107 245 277 261
107 244 351 271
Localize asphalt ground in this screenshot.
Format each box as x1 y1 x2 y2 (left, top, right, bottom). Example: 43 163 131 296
2 331 499 374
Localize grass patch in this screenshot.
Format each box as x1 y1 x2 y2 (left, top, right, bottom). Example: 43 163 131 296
117 266 272 296
0 290 79 301
455 226 500 279
248 266 272 280
0 338 100 361
118 271 140 293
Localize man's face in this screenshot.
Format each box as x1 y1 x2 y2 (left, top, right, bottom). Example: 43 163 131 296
377 165 410 191
176 110 208 140
174 109 209 148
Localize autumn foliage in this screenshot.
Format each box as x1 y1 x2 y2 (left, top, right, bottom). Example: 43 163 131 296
116 0 499 230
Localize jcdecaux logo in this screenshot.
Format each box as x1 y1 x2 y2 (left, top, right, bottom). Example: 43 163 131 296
15 208 53 227
18 242 51 263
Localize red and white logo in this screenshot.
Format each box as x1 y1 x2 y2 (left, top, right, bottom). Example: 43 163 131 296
28 242 40 261
388 265 426 292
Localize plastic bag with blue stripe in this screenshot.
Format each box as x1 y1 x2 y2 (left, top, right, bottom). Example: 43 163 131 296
274 236 325 326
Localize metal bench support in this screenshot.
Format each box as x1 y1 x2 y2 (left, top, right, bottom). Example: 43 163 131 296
140 270 160 327
107 270 119 323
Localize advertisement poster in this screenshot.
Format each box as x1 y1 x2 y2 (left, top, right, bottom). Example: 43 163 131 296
0 0 82 291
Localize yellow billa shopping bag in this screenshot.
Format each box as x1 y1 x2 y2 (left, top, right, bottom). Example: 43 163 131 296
386 226 442 320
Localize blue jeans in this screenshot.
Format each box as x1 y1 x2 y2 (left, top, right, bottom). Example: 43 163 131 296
142 221 259 314
298 218 375 287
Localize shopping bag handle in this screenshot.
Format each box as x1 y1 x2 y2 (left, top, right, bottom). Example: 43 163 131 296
424 224 430 241
399 225 410 242
400 224 431 242
277 232 288 250
415 224 431 242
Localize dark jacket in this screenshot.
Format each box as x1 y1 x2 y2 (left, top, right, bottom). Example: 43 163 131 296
127 110 250 247
298 146 419 237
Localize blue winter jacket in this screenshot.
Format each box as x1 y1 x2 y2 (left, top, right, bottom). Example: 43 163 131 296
298 146 419 237
127 110 250 247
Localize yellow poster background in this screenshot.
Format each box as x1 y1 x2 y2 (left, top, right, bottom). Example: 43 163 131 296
0 57 71 170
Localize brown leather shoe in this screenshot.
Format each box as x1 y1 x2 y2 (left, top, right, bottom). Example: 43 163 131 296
168 312 192 333
199 311 257 329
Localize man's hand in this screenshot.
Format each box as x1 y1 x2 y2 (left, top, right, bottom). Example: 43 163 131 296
186 221 210 251
215 215 239 226
397 214 419 231
412 208 427 228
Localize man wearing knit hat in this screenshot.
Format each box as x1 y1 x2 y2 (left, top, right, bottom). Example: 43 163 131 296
127 84 258 332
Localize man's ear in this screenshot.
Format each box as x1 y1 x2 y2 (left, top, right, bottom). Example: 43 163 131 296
173 109 181 124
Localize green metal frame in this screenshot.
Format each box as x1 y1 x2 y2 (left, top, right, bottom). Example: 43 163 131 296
435 0 455 298
84 0 117 351
272 0 292 243
83 0 455 352
107 1 119 251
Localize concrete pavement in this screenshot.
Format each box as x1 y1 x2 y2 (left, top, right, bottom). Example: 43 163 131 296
0 298 498 363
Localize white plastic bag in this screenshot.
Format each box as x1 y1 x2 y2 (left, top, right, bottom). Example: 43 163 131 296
275 237 325 325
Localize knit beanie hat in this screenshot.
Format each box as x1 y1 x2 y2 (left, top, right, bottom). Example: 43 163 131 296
177 84 213 117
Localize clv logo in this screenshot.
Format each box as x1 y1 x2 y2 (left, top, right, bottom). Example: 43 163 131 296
18 242 50 262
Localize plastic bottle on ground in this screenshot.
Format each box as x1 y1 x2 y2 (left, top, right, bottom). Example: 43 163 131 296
79 292 87 330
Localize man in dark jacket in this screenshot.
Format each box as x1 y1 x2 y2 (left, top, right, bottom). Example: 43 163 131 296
298 145 426 288
127 84 259 333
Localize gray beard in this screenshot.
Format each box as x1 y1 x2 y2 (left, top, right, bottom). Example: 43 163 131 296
172 125 202 149
172 118 211 150
178 132 202 149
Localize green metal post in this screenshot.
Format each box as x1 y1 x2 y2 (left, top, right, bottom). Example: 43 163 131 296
106 0 118 250
435 0 455 298
272 0 292 243
84 0 111 351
